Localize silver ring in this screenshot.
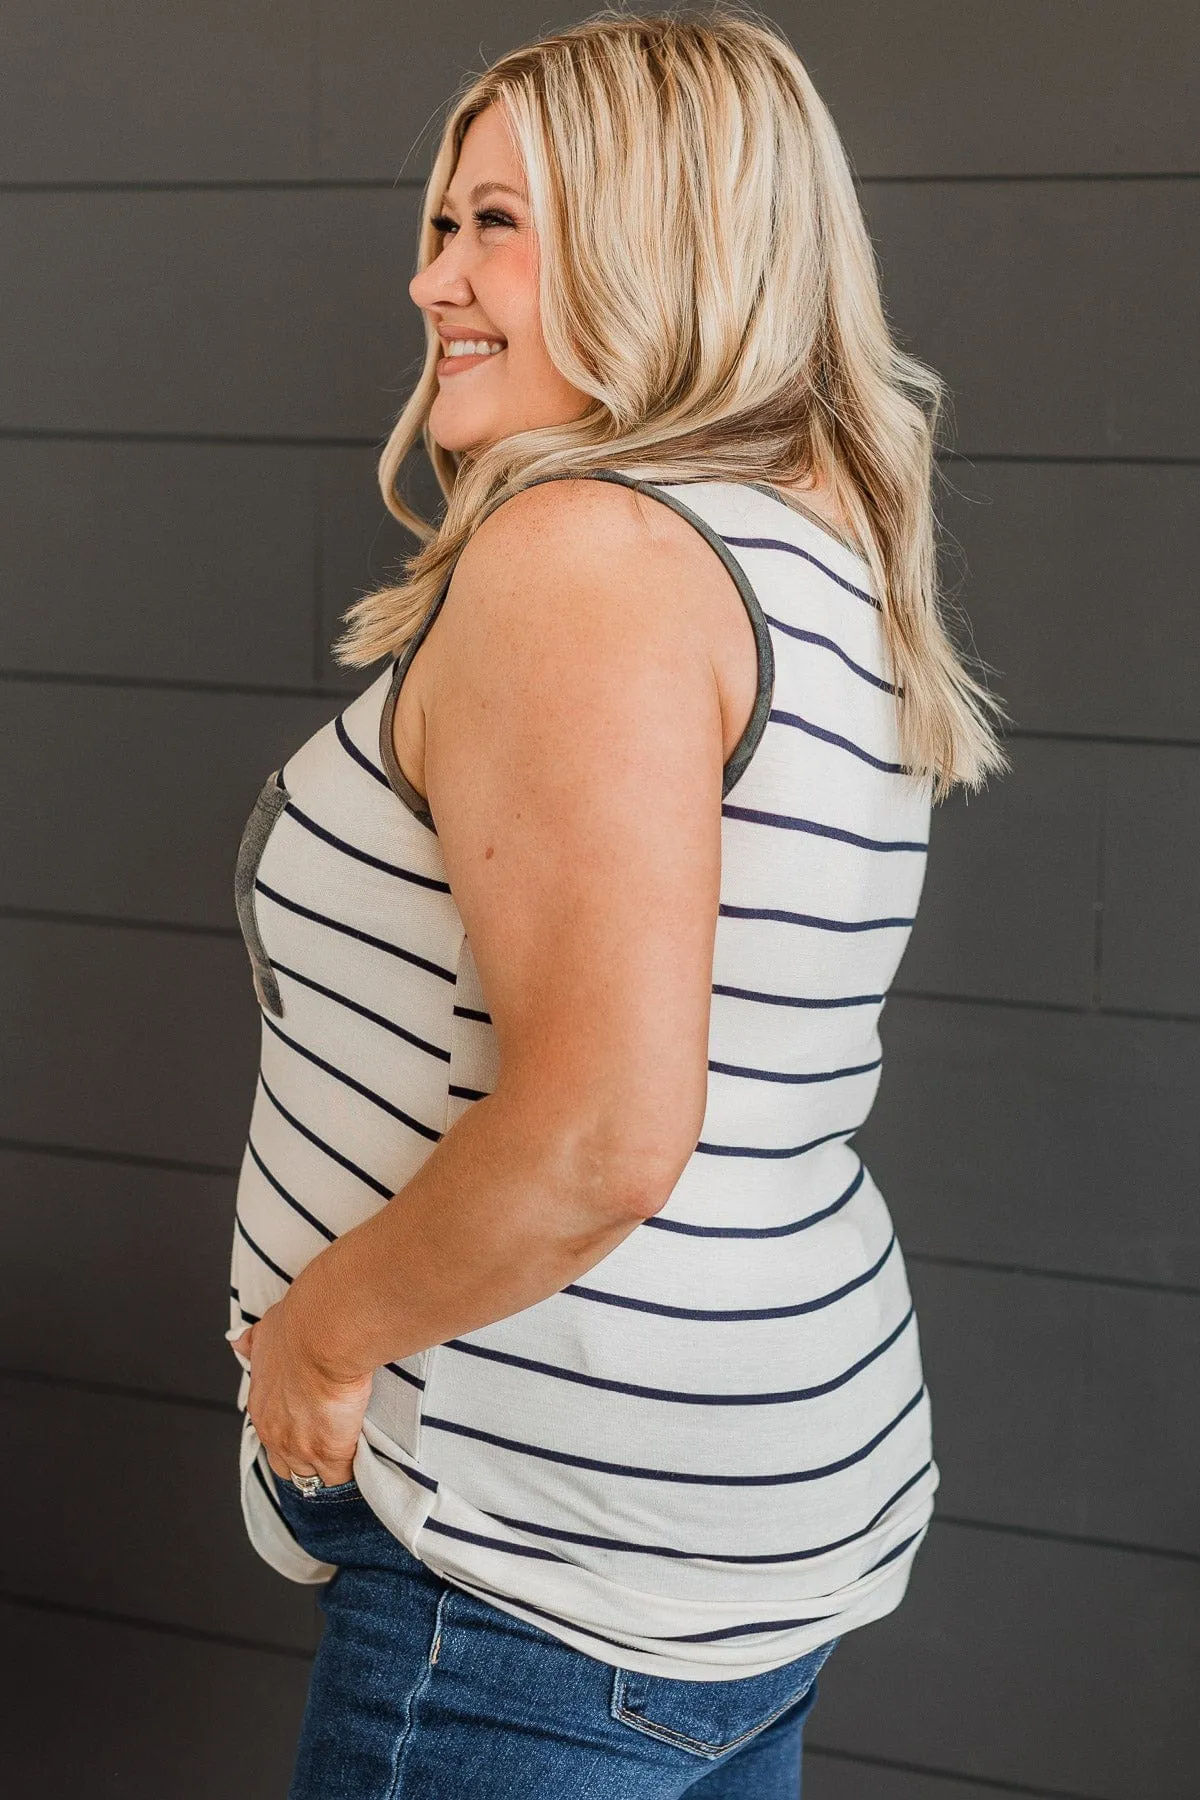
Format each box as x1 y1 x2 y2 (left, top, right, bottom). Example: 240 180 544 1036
289 1468 325 1496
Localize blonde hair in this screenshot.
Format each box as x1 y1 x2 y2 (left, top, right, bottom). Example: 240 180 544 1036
333 4 1009 800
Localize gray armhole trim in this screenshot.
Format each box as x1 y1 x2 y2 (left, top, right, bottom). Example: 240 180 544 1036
377 571 454 834
576 469 776 797
375 467 777 829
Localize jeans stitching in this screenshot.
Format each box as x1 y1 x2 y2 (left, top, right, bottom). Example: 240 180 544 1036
609 1638 837 1759
386 1585 454 1799
612 1684 807 1759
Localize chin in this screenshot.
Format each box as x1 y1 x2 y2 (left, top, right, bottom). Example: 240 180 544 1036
430 406 496 456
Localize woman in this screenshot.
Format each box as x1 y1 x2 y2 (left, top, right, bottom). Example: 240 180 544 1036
228 10 1008 1796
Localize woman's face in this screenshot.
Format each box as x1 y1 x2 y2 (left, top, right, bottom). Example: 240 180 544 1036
410 104 591 454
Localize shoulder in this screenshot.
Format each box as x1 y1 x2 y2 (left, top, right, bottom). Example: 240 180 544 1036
444 475 738 646
467 474 677 560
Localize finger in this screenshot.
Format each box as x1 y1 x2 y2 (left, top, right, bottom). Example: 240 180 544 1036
231 1328 253 1355
265 1452 295 1482
317 1458 356 1487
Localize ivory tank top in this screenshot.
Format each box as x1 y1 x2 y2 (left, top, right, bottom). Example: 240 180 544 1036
227 467 939 1681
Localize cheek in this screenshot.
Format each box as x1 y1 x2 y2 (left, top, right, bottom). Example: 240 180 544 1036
491 246 544 355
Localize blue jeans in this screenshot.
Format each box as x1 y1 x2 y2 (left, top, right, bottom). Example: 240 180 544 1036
272 1473 838 1798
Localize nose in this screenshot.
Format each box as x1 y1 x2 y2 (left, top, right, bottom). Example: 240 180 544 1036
410 239 473 312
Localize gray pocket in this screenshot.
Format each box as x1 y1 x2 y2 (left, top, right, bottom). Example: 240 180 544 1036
233 769 291 1017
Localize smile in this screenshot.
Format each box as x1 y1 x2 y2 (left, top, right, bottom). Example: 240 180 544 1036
437 342 506 376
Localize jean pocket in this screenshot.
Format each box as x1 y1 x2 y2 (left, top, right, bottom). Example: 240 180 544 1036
276 1472 363 1506
271 1470 385 1570
233 768 290 1017
610 1636 839 1760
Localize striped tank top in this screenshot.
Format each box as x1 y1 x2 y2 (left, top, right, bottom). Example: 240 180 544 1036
227 467 939 1681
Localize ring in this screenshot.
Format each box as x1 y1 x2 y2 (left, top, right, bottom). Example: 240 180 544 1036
289 1468 325 1496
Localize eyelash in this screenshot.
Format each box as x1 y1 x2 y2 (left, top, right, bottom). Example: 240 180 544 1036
429 208 515 237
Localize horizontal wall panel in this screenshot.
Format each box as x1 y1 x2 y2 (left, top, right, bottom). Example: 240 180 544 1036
938 459 1200 741
316 1 1200 180
1 1601 308 1796
0 439 318 682
0 919 258 1166
806 1753 1067 1800
1102 747 1200 1016
898 738 1101 1006
910 1262 1200 1555
0 1147 236 1402
0 1378 318 1650
813 1521 1200 1799
7 183 1196 456
0 3 313 184
12 4 1194 191
0 682 338 924
858 1000 1200 1288
0 189 423 439
864 179 1200 458
7 443 1195 743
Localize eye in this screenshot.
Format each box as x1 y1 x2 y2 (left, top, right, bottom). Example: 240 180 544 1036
428 208 515 239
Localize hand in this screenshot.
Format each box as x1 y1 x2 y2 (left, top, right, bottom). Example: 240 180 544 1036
231 1293 374 1487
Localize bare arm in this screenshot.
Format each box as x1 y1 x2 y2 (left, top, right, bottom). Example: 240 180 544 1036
239 478 734 1474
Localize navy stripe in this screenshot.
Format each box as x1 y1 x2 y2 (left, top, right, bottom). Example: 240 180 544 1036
262 1012 443 1142
480 1463 934 1566
442 1570 837 1650
761 613 899 693
245 1135 336 1242
384 1361 425 1391
453 1003 492 1023
769 708 908 773
368 1444 439 1494
255 879 457 984
258 1068 392 1199
267 956 451 1063
234 1213 292 1285
420 1383 923 1486
425 1573 689 1657
708 1052 881 1086
420 1518 570 1563
695 1123 857 1160
450 1082 490 1102
335 712 391 788
720 534 880 608
722 803 928 853
564 1233 895 1321
665 1611 836 1644
712 980 883 1009
862 1527 925 1576
229 1285 262 1326
283 796 452 894
646 1161 865 1237
719 901 914 932
443 1303 913 1407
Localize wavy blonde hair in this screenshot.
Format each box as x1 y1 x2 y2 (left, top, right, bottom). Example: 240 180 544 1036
333 3 1009 800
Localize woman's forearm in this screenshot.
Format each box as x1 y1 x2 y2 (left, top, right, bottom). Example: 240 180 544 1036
283 1090 665 1384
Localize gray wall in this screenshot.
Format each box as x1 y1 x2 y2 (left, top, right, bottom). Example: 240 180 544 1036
2 5 1197 1795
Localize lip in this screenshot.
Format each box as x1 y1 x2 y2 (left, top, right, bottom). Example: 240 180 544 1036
437 345 505 377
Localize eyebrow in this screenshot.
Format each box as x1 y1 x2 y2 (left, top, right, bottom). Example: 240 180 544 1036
437 181 526 211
